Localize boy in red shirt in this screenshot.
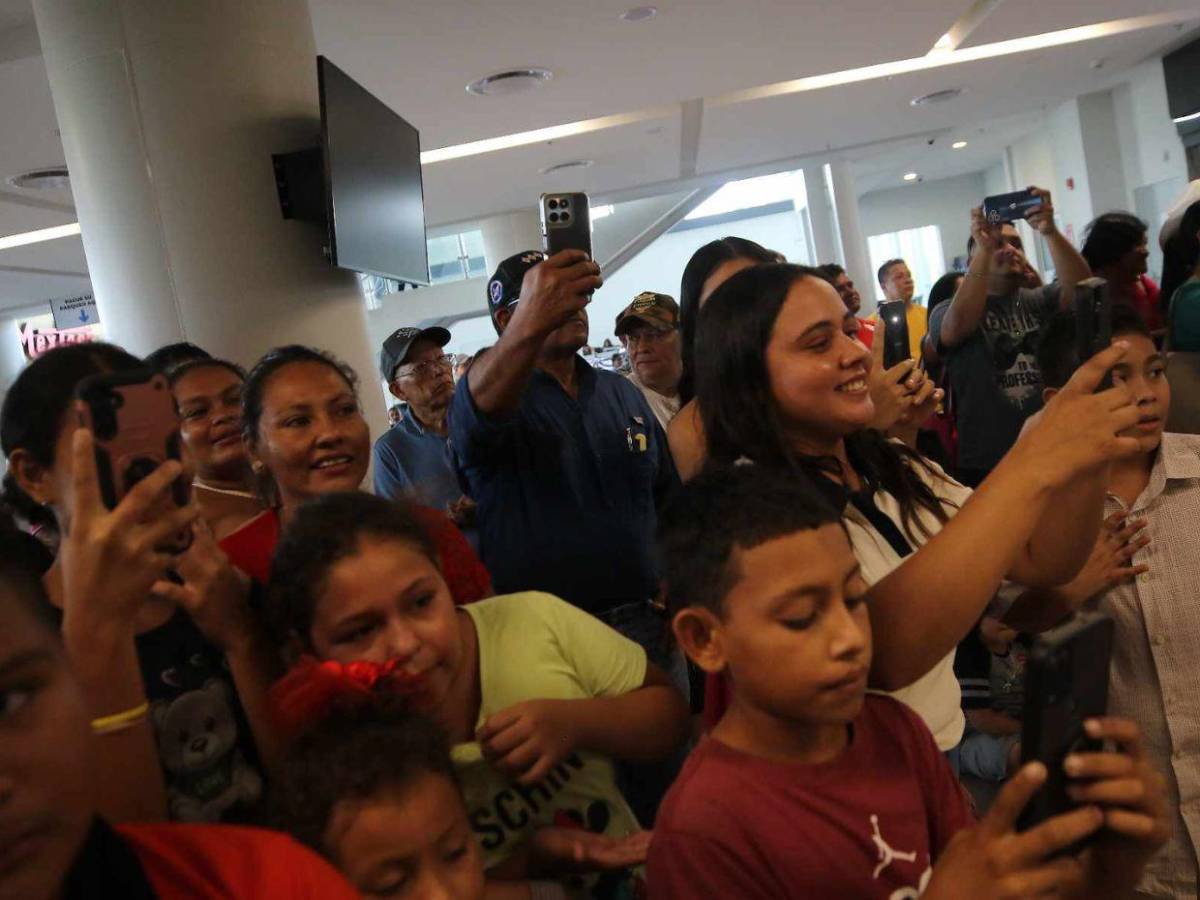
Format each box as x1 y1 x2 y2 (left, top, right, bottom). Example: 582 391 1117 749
648 466 1170 900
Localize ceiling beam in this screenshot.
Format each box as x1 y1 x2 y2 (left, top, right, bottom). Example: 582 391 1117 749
679 99 703 179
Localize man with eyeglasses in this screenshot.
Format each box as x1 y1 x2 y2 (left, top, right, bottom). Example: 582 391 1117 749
373 326 475 531
615 291 682 429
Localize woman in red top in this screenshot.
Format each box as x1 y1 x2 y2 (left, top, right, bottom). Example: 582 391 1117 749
0 519 358 900
218 345 491 604
1081 212 1165 333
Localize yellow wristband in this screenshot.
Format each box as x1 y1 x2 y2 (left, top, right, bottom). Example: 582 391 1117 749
91 700 150 736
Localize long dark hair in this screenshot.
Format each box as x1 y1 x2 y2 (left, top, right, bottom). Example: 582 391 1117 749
1 343 142 524
1162 200 1200 326
1081 212 1147 272
678 237 780 404
696 263 955 541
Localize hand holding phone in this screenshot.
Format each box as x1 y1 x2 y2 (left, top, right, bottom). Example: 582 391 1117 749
878 300 912 371
1018 613 1114 846
75 369 193 552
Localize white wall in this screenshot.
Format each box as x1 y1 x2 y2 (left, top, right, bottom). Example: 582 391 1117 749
858 172 986 271
1113 59 1189 194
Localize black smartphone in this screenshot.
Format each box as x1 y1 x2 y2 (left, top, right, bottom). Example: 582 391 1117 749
540 192 593 259
1075 277 1113 390
982 189 1042 225
75 369 193 553
878 300 911 370
1018 613 1114 842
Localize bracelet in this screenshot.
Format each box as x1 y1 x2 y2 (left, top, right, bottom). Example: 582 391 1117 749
964 272 989 280
91 700 150 736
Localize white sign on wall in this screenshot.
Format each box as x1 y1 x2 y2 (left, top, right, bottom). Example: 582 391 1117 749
50 293 99 330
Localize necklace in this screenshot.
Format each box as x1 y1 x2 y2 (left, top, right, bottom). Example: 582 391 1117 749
193 479 257 500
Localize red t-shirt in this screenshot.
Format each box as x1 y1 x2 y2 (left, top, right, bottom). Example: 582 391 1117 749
1132 275 1164 333
647 695 974 900
857 317 877 347
118 823 358 898
218 503 493 605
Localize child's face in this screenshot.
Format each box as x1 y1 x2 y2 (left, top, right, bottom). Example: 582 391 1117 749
1111 332 1169 448
324 773 485 900
0 588 96 900
711 524 872 726
308 537 464 714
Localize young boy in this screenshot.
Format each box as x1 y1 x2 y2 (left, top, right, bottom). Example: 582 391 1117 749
1034 304 1200 899
648 465 1170 899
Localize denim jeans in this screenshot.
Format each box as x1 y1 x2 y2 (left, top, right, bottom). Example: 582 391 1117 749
597 601 691 826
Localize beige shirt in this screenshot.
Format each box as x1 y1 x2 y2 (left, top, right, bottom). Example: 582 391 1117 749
626 370 681 431
1089 432 1200 898
845 454 974 751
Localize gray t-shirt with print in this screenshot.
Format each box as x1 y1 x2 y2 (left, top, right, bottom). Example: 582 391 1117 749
929 283 1061 472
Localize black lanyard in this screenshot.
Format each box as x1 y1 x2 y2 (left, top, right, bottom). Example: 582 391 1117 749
847 490 916 559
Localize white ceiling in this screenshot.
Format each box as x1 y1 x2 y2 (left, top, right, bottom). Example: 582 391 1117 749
0 0 1197 313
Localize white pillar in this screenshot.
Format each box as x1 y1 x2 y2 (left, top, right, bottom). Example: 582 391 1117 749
827 162 876 315
32 0 385 429
801 165 842 266
481 210 543 273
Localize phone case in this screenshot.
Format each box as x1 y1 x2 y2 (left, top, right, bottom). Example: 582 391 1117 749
982 189 1041 225
1074 277 1113 390
540 192 592 259
76 370 192 551
1018 613 1114 841
878 300 912 370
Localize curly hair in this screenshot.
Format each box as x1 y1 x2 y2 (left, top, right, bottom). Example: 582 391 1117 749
264 491 437 651
270 695 456 857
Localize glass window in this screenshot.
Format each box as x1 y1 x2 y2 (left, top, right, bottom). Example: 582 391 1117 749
425 229 486 284
461 229 487 279
866 225 945 305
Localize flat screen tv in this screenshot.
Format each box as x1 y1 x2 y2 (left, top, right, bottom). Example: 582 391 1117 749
318 56 429 285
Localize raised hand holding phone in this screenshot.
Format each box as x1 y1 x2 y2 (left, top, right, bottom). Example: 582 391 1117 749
507 249 602 338
60 427 198 631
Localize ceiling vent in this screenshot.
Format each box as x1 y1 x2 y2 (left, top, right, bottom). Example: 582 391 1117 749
7 167 70 191
539 160 595 175
466 68 553 97
910 88 964 106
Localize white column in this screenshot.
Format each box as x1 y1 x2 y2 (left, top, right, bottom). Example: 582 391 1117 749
801 165 842 266
32 0 384 429
480 210 543 273
827 161 876 315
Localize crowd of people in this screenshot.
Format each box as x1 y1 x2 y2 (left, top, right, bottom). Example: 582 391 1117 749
2 179 1200 900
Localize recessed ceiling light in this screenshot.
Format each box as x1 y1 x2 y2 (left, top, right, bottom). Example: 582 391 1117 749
911 88 963 106
6 167 70 191
903 172 920 182
951 140 968 150
466 68 552 97
539 159 595 175
620 5 658 22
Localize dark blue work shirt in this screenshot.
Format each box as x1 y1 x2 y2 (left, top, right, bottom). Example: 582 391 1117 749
449 356 678 615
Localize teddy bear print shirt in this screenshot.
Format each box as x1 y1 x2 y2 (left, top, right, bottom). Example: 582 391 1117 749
136 609 264 823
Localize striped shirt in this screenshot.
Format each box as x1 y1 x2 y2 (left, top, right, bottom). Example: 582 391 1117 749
1090 432 1200 898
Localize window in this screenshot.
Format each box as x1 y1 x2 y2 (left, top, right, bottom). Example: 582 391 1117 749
866 226 945 305
427 229 486 284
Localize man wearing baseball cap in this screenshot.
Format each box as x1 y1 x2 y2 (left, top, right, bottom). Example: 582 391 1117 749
615 291 682 430
450 247 684 676
373 325 475 532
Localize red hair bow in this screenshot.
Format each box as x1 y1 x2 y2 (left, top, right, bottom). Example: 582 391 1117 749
268 656 426 740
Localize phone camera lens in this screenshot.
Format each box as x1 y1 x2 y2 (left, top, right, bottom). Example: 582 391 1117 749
549 212 560 223
548 198 559 210
560 197 571 209
561 212 571 223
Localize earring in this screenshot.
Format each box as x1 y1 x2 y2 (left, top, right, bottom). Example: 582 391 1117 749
251 461 264 474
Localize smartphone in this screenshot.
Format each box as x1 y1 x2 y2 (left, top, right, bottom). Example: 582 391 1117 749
878 300 912 370
539 192 593 259
1018 613 1114 842
982 189 1042 225
1075 277 1113 390
75 369 192 552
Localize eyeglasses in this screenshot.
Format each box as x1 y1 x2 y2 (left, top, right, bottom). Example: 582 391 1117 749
396 354 454 381
624 328 676 346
